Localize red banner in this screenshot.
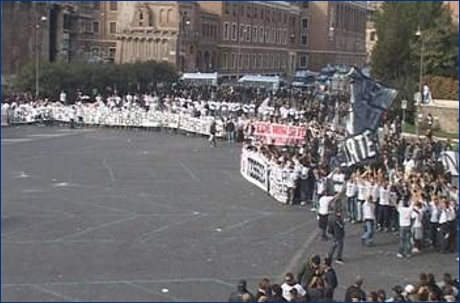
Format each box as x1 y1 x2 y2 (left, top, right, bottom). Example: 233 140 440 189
253 122 307 146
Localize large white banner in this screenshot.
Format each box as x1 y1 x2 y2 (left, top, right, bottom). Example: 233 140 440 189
240 150 269 192
240 150 288 204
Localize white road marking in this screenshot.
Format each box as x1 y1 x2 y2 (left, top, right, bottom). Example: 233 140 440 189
178 160 200 182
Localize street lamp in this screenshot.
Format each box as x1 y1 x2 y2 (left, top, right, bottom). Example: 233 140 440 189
35 14 48 98
180 19 191 73
237 28 247 80
415 27 424 137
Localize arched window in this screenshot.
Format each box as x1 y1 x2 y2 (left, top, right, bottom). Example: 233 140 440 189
159 9 164 24
167 9 173 24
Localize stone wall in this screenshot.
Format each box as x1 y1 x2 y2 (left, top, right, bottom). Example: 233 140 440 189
420 100 459 134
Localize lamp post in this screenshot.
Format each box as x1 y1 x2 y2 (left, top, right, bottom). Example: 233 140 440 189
180 19 190 73
35 13 48 98
415 27 424 137
237 28 246 80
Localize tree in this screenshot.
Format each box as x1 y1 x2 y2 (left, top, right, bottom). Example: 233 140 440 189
371 1 459 122
14 61 178 100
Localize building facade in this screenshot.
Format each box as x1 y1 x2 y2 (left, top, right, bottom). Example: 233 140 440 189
365 2 382 63
1 1 115 76
308 1 367 71
1 1 51 76
201 1 309 80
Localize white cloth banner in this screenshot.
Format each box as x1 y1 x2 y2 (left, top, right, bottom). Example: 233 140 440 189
240 150 288 204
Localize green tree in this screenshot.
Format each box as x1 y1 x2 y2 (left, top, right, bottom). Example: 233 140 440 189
371 1 458 122
14 61 178 100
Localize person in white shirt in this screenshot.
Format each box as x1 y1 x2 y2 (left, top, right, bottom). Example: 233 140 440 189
428 197 440 250
281 273 307 301
318 190 339 241
397 192 414 258
285 163 297 206
378 182 391 231
314 170 326 212
411 201 424 253
361 195 376 246
330 168 345 194
356 177 368 222
299 161 310 205
345 177 358 223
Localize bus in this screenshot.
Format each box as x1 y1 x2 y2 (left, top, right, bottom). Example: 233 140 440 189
292 70 318 90
179 72 218 86
238 75 281 91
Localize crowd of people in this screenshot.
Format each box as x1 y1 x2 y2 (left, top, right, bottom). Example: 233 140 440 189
228 254 458 302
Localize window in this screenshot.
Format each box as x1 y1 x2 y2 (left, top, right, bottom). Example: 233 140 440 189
109 21 117 34
246 25 251 42
264 28 269 43
264 54 269 68
302 18 308 29
93 1 100 10
224 2 230 14
284 14 287 24
223 22 229 40
277 29 282 44
239 53 243 69
254 7 258 18
232 23 237 41
259 27 264 43
109 48 116 59
202 24 206 37
109 1 117 11
231 53 236 69
244 54 250 69
239 24 245 41
302 2 309 9
260 8 264 20
272 28 276 44
253 26 258 42
222 53 228 69
301 35 307 45
251 54 256 68
300 55 307 67
270 54 275 68
240 5 244 17
93 21 100 34
247 6 251 18
160 9 164 24
283 29 287 44
275 54 279 68
370 31 376 41
258 54 263 68
85 21 92 33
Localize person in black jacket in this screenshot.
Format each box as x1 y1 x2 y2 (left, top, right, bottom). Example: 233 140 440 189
209 121 217 148
328 209 345 263
323 256 338 301
344 276 366 302
228 280 256 302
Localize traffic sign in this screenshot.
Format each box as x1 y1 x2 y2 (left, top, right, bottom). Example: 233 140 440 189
401 100 407 109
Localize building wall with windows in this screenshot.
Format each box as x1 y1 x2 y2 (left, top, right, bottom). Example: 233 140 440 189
199 1 308 79
308 1 367 71
1 1 107 75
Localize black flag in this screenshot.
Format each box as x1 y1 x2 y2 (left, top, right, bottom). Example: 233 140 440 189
340 67 398 167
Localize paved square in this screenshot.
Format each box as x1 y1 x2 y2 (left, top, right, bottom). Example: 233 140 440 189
1 127 457 302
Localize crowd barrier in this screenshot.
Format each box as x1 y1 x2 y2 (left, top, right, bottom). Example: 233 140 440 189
240 149 288 204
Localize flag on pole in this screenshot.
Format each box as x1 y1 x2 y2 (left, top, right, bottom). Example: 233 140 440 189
340 67 398 167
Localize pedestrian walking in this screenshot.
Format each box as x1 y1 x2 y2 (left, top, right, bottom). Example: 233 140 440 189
328 209 345 263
